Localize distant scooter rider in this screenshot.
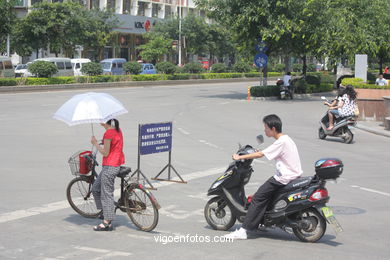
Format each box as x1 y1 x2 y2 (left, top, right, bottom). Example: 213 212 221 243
224 114 303 240
326 85 357 130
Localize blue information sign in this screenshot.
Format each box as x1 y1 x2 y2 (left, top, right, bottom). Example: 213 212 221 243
254 53 268 68
139 122 172 155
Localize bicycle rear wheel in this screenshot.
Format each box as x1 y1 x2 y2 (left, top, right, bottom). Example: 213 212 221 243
66 176 101 218
124 184 159 232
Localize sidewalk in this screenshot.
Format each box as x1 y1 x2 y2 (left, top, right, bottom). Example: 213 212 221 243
355 120 390 138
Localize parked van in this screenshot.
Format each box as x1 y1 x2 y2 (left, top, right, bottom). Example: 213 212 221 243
34 58 73 77
71 58 92 76
0 57 15 77
100 58 126 75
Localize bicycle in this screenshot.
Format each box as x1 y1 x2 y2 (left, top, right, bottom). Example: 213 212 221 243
66 150 160 232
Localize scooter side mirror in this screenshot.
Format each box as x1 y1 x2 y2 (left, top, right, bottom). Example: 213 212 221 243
256 135 264 144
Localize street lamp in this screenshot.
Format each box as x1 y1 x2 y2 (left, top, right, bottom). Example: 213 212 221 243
178 0 182 66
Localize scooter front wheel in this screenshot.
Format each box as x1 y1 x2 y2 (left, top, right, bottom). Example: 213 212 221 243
318 127 326 139
204 196 236 231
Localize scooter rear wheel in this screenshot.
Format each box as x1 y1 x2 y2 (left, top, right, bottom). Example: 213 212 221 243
204 196 236 231
343 128 353 144
292 208 326 242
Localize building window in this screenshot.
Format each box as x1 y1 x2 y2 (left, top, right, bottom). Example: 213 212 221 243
107 0 116 11
152 3 159 18
51 0 64 3
90 0 100 9
164 5 171 18
137 2 146 16
13 0 26 7
122 0 131 14
31 0 42 5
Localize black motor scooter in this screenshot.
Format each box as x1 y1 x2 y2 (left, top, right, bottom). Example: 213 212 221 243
319 96 356 144
204 136 343 242
277 79 293 100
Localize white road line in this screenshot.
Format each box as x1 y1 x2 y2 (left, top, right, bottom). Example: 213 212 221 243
177 127 190 135
219 102 230 105
73 246 132 258
0 167 225 224
199 140 220 149
350 185 390 197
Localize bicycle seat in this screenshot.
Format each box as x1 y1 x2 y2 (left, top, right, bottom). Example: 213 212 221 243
117 166 131 178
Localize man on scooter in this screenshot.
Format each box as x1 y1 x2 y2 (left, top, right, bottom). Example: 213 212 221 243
224 114 303 240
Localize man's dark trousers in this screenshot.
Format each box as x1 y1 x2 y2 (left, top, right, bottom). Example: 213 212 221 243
242 176 285 230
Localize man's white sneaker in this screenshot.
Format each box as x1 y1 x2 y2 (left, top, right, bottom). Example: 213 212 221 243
224 227 247 240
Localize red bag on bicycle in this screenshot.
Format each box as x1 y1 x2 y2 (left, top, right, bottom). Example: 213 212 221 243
79 151 92 174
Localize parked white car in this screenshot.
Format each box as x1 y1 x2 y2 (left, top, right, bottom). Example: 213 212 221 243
71 58 91 76
14 63 33 77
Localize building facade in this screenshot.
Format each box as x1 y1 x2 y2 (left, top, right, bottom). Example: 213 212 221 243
11 0 206 63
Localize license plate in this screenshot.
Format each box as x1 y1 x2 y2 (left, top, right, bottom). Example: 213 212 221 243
321 206 334 218
321 206 343 233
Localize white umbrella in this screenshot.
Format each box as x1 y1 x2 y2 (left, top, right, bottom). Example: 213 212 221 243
53 92 128 133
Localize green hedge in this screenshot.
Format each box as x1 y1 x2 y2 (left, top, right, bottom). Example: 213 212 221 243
250 82 333 97
341 77 390 89
0 71 282 87
250 85 280 97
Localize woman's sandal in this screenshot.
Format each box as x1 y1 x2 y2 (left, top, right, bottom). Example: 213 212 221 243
93 222 113 231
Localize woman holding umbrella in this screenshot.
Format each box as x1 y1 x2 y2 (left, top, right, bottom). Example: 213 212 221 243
91 118 125 231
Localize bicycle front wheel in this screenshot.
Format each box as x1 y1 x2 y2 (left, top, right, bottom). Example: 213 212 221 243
124 184 159 232
66 177 102 218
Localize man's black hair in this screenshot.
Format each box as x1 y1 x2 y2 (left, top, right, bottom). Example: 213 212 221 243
263 114 282 133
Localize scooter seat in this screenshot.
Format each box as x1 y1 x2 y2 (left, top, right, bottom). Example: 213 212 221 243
278 176 313 192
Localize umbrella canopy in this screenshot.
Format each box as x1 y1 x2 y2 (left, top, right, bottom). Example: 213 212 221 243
53 92 128 126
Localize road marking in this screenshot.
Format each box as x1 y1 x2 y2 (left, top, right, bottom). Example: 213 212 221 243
199 139 220 149
177 127 190 135
73 246 132 258
350 185 390 197
219 102 230 105
0 167 225 224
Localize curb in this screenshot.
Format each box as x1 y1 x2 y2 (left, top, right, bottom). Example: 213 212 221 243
355 123 390 138
0 77 268 94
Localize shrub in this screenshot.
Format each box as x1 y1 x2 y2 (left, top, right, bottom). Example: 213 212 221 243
211 63 228 73
307 63 316 72
80 62 102 76
337 75 354 88
292 63 303 72
183 62 204 73
156 62 176 74
367 71 376 84
124 62 142 75
0 78 17 86
131 74 167 81
250 85 280 97
292 77 307 94
232 62 252 73
273 63 285 72
305 75 320 86
28 61 58 78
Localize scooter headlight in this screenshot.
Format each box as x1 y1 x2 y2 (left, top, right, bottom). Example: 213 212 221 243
211 179 224 189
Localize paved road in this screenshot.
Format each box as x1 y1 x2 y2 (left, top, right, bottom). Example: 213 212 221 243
0 82 389 259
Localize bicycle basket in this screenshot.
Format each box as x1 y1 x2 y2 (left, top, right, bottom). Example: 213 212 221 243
68 150 92 176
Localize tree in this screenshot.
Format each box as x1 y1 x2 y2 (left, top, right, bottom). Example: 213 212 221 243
0 0 16 53
12 2 118 58
137 33 173 64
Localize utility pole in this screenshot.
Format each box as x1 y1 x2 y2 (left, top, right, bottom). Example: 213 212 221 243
178 0 182 66
7 35 10 58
